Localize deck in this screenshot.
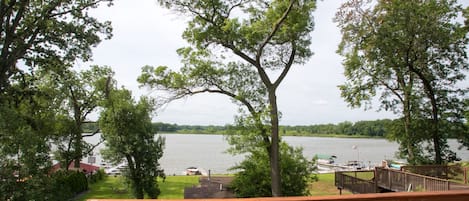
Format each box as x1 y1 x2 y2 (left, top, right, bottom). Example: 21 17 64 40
336 167 469 194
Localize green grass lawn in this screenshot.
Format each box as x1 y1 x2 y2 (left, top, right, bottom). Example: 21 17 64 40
343 171 375 180
76 173 347 200
75 175 200 200
309 173 351 196
75 176 132 200
159 176 200 199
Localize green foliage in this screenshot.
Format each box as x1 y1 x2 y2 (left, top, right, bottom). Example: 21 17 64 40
88 169 107 184
230 142 316 198
99 88 165 199
50 65 114 169
152 119 399 138
143 1 318 195
0 0 113 91
0 73 60 201
0 1 112 198
461 100 469 148
50 170 89 198
335 0 469 164
281 119 393 137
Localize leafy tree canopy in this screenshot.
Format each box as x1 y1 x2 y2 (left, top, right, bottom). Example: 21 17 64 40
335 0 469 164
99 88 165 199
0 0 113 91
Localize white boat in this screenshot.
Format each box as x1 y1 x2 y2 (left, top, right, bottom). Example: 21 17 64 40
315 154 337 165
315 154 339 173
183 167 202 175
105 162 128 175
343 160 366 170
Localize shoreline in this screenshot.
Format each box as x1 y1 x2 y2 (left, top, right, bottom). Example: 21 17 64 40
159 132 385 139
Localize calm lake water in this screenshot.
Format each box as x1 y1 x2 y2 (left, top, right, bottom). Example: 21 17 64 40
84 134 469 175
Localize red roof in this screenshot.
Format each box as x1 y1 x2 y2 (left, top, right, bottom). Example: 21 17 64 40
51 161 100 173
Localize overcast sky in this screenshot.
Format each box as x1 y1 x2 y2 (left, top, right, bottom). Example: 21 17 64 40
85 0 402 126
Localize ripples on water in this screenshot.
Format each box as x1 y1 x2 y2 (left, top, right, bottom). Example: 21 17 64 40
84 134 469 175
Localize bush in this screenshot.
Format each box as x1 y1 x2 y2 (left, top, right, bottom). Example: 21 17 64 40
88 169 107 184
230 142 317 197
50 170 88 200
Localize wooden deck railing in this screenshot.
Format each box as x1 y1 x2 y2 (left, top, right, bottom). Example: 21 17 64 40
335 171 376 194
86 190 469 201
401 165 468 184
375 167 450 192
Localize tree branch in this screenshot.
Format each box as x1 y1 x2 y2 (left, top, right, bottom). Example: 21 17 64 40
273 43 296 88
256 0 295 63
82 128 101 138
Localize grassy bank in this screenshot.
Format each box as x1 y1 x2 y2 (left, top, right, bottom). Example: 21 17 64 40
310 173 351 196
75 175 199 200
76 174 343 200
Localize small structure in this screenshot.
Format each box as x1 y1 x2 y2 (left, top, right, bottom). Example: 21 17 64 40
184 176 235 198
50 161 100 174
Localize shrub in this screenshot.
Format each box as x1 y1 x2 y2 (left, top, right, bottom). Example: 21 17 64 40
230 142 317 197
50 170 88 200
88 169 107 184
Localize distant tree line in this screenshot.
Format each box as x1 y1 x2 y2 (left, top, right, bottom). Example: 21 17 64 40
280 119 393 137
85 119 467 139
150 119 392 137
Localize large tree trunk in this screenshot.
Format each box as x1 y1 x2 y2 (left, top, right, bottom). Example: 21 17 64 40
268 90 281 196
429 95 441 164
126 155 144 199
73 131 82 168
419 75 441 164
403 99 415 164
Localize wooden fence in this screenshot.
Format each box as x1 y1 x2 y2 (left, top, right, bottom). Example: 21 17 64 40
375 167 450 192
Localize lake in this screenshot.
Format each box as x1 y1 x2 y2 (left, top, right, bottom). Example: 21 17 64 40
84 134 469 175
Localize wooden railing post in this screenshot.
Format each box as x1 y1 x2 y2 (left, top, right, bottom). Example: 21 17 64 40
404 171 407 191
423 177 427 191
388 168 392 190
464 167 467 184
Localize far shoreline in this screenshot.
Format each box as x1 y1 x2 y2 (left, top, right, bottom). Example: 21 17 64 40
158 132 385 139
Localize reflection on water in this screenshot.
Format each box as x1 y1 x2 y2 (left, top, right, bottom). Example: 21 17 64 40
84 134 469 175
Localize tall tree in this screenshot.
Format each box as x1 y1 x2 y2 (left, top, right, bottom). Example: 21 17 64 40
336 0 469 164
0 0 113 199
50 65 114 169
99 88 165 199
0 0 113 92
0 72 60 200
140 0 316 196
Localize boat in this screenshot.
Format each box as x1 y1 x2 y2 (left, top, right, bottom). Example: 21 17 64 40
184 167 202 175
316 154 340 173
315 154 337 165
343 160 366 170
104 161 128 175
